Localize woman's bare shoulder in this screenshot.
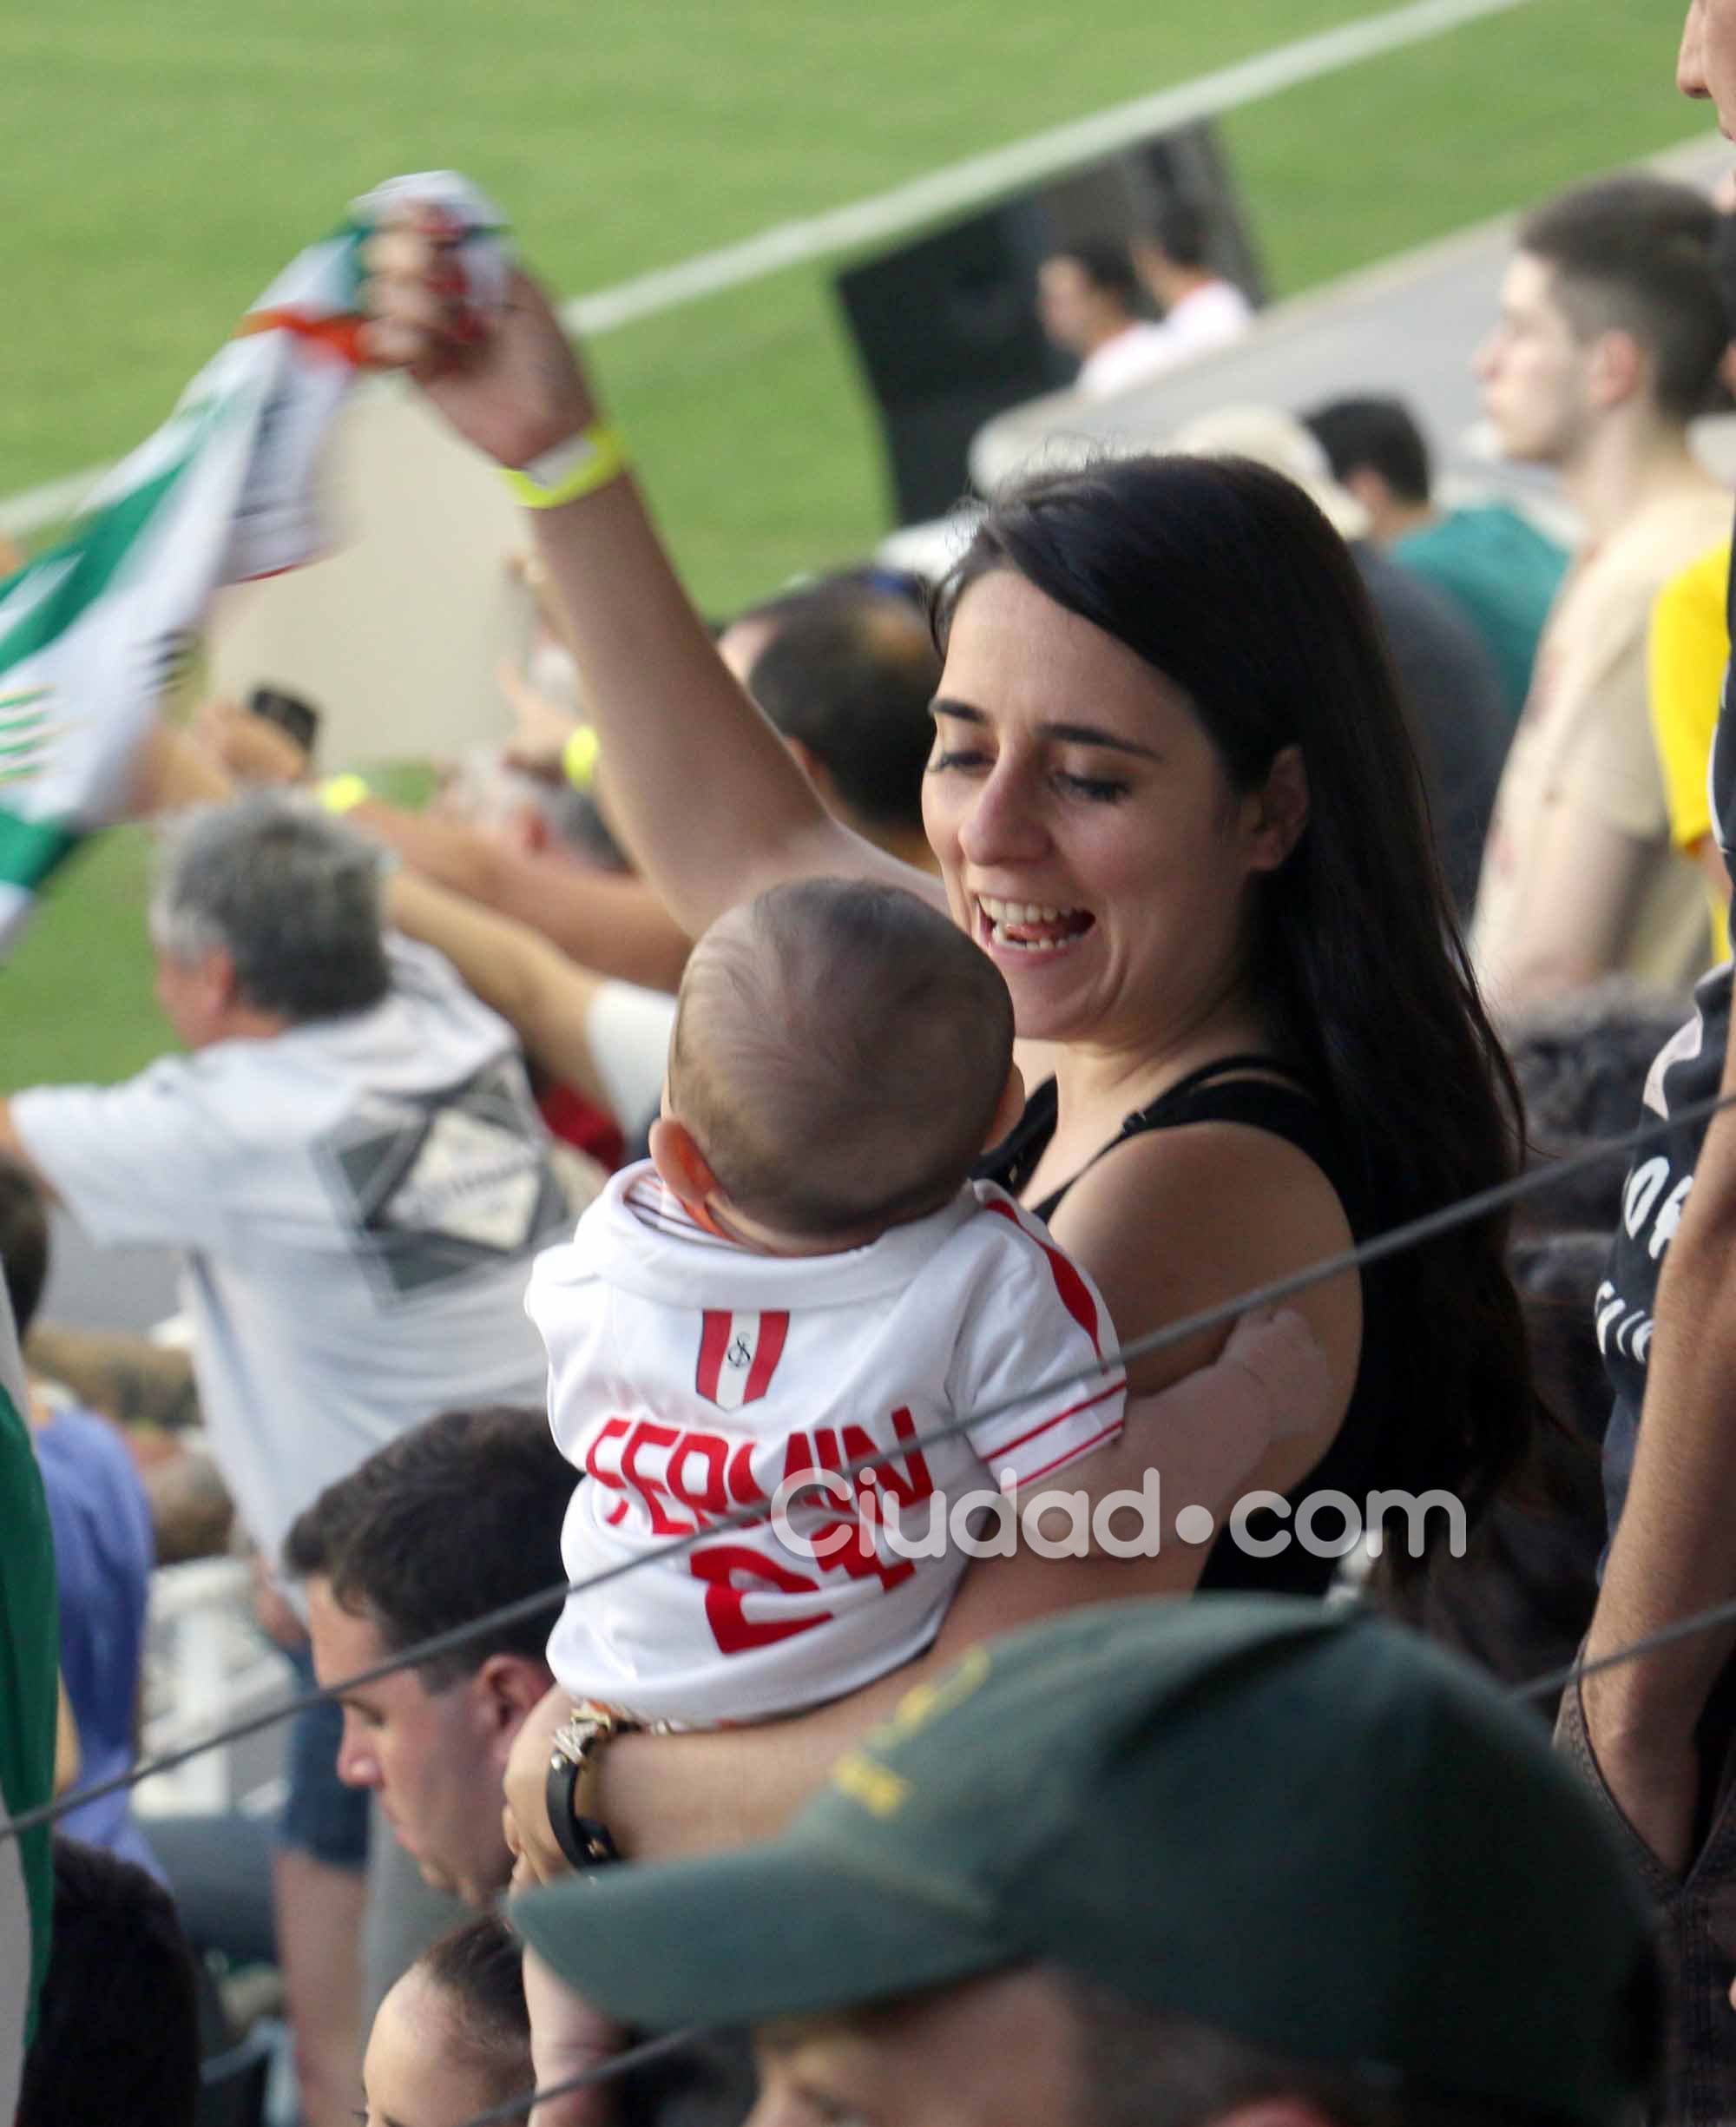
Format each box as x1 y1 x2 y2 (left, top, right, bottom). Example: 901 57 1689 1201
1042 1120 1359 1403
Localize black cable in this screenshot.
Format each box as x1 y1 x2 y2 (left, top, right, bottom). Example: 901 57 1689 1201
453 2026 706 2127
6 1077 1735 1844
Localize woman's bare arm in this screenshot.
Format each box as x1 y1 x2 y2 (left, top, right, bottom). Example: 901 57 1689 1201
366 243 936 936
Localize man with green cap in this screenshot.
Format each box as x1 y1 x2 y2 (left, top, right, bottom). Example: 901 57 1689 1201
513 1597 1660 2127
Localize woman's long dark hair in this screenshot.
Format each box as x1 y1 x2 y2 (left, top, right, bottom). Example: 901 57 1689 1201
935 455 1532 1563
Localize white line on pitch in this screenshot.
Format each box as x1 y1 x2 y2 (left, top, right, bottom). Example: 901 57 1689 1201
562 0 1540 333
0 0 1540 537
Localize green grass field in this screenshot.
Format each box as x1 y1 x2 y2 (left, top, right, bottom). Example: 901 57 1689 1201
1 0 1718 1083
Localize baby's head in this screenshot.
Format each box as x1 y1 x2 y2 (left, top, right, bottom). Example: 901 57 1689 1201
361 1915 532 2127
654 879 1018 1249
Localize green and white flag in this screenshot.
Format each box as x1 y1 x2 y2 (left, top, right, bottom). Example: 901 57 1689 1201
0 173 506 954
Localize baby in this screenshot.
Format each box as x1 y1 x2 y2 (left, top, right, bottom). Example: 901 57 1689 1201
526 877 1328 1733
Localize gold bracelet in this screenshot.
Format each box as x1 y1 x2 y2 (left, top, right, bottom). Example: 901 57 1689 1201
501 425 629 510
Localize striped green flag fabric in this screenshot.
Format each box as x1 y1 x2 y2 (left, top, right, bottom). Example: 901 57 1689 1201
0 173 507 954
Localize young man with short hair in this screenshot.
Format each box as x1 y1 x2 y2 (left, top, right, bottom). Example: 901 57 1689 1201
1470 174 1729 1011
1305 392 1566 720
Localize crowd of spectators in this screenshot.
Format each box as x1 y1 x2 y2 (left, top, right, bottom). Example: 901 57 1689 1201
13 13 1736 2124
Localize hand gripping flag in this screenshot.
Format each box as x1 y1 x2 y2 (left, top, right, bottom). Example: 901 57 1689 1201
0 173 508 955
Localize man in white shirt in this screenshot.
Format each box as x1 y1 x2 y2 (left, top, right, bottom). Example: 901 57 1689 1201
1131 197 1254 372
1036 240 1231 402
0 792 570 2127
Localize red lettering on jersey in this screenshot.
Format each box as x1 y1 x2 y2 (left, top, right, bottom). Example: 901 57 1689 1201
583 1416 633 1528
779 1431 819 1487
838 1419 935 1511
878 1407 936 1508
666 1432 729 1521
620 1420 694 1538
689 1544 832 1654
727 1441 762 1508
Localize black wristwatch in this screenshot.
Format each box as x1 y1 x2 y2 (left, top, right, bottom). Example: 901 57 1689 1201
545 1702 640 1871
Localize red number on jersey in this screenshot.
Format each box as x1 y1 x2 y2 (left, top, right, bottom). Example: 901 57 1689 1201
689 1544 834 1655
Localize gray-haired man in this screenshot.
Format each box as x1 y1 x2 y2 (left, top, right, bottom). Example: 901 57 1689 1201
0 790 572 2127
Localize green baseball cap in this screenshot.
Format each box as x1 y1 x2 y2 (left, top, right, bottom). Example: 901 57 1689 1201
514 1597 1658 2124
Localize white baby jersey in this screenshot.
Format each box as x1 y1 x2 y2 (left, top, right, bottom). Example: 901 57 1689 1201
527 1165 1126 1725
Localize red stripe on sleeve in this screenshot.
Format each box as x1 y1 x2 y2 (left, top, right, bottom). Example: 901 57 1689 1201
987 1380 1125 1463
1010 1420 1127 1488
982 1196 1102 1353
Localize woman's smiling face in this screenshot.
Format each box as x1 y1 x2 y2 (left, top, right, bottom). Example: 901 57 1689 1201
922 569 1293 1053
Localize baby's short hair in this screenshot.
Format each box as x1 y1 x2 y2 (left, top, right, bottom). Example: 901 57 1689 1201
671 879 1015 1241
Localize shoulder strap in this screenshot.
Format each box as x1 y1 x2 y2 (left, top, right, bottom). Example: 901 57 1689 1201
1127 1053 1300 1126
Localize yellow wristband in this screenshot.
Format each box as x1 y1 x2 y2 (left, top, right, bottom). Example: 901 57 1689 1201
562 726 601 792
501 425 629 510
319 773 371 815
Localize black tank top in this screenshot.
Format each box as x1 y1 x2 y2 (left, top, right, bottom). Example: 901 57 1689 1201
978 1056 1390 1599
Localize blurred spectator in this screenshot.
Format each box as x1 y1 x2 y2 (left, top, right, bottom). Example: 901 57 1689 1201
511 1601 1661 2127
1376 1230 1609 1709
1131 195 1254 360
0 1284 56 2125
16 1839 202 2127
288 1403 760 2125
1305 392 1568 721
0 1157 159 1880
1173 404 1510 919
1649 535 1733 959
284 1406 567 1909
429 739 630 1171
1471 174 1729 1013
1036 240 1172 400
362 1915 536 2127
1036 213 1252 403
1561 31 1736 2127
431 736 628 873
0 794 570 2127
391 575 946 1151
1503 978 1693 1237
734 583 939 872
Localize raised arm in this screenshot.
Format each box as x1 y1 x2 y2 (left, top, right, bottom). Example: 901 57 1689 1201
365 229 937 936
387 870 616 1101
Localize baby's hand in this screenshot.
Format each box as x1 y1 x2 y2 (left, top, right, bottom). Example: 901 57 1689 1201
1221 1307 1334 1442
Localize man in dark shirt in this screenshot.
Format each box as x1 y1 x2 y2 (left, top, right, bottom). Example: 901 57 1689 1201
1569 10 1736 2113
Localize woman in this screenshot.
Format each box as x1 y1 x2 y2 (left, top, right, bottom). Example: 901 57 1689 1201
365 227 1530 1860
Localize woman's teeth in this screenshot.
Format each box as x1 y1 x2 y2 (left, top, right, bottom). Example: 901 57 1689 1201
978 896 1088 951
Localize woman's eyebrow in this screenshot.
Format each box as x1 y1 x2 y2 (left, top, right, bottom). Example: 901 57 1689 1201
929 698 1158 760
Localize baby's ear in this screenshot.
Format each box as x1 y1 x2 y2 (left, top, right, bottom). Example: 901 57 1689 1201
983 1064 1027 1151
648 1116 720 1212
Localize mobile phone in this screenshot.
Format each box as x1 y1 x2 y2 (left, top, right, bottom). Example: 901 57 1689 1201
247 685 320 757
